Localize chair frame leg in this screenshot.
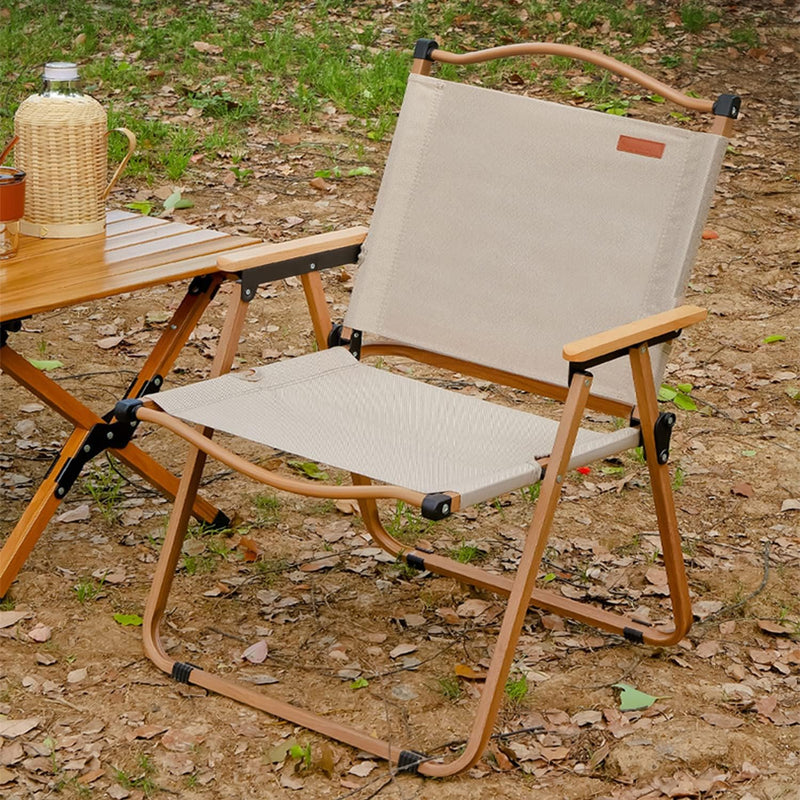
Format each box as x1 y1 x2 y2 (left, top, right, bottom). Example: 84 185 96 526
139 287 692 776
140 366 596 776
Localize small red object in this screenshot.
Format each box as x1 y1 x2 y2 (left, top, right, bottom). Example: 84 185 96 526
577 466 591 475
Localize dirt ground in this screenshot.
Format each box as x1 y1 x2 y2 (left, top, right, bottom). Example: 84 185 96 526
2 12 799 800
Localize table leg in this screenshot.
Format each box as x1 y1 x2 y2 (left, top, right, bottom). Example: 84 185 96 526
0 274 229 596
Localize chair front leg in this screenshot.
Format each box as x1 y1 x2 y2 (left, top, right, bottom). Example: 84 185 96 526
143 289 253 670
424 371 593 776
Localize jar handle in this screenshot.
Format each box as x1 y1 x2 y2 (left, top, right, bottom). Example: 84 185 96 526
102 128 137 200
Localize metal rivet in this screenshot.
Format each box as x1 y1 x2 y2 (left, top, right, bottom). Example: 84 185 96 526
83 445 91 453
442 504 449 514
556 474 563 483
56 487 65 497
584 378 590 386
106 431 114 440
640 345 646 353
310 262 316 270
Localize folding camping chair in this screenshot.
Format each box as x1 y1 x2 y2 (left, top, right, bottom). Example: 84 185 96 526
114 40 739 777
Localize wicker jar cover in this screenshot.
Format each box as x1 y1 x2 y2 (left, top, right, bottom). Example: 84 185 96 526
14 94 134 238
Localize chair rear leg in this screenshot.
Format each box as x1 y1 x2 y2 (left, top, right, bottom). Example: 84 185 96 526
629 344 693 640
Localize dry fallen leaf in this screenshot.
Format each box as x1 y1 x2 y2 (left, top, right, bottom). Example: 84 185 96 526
95 335 124 350
731 481 754 498
192 40 223 54
389 643 417 660
702 712 744 729
67 667 87 683
56 504 91 523
334 499 359 515
161 728 205 752
242 639 269 664
0 611 29 629
0 718 41 738
454 663 485 680
27 623 52 643
349 760 377 777
456 598 491 618
757 619 793 636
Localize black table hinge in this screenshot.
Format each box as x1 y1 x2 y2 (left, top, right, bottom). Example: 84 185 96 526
188 273 217 296
53 419 140 499
1 317 28 348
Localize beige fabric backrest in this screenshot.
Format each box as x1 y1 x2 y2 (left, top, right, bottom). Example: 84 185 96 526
345 74 727 404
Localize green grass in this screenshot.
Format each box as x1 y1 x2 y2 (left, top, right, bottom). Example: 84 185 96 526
679 2 720 33
2 0 677 183
504 673 529 707
437 674 463 701
114 753 158 798
386 500 432 545
450 542 484 565
74 577 104 603
253 493 281 525
82 460 125 523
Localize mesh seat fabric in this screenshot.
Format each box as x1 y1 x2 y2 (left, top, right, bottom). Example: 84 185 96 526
151 348 639 507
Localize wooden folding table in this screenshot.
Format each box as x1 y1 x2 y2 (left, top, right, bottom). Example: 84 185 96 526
0 210 260 596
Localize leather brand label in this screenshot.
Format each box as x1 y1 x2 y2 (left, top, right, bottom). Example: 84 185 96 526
617 135 666 159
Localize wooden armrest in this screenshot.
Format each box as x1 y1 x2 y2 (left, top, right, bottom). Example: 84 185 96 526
562 305 707 363
216 226 369 272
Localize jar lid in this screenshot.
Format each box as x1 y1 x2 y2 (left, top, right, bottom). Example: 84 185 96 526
0 168 25 185
44 62 79 81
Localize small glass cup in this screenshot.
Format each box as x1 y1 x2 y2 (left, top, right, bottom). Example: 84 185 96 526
0 167 26 260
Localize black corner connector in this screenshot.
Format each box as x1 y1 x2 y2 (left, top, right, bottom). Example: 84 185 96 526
397 749 427 774
623 627 645 644
413 38 439 61
171 661 201 684
712 93 741 119
113 398 144 425
421 493 452 521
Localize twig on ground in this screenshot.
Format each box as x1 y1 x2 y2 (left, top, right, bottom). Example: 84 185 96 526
696 540 771 626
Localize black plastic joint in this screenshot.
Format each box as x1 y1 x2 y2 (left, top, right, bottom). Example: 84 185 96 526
712 93 741 119
114 398 144 425
397 749 427 773
171 661 200 684
327 322 345 348
421 493 452 520
654 411 676 465
413 38 438 61
623 627 644 644
406 553 426 571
